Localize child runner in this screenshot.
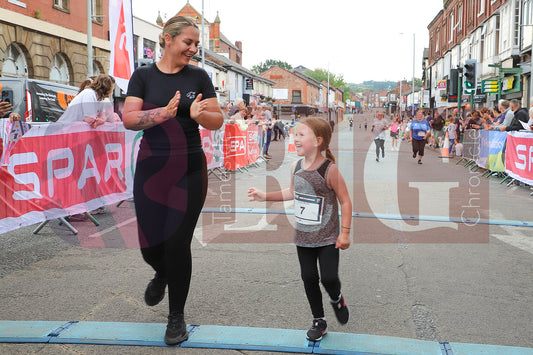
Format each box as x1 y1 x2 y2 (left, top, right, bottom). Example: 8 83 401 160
248 117 352 341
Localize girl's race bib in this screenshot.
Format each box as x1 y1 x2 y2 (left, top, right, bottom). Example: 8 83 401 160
294 192 323 225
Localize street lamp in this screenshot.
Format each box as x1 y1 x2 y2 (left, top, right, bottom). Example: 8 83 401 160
411 33 415 116
399 33 416 116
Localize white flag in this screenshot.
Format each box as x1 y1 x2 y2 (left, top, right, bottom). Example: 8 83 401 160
109 0 134 92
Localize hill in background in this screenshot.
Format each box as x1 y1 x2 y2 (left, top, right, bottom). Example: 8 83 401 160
349 81 397 92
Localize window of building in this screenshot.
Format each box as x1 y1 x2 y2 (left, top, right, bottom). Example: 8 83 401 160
8 0 26 8
143 38 156 59
2 43 27 77
435 31 440 54
525 0 532 25
92 61 101 76
49 54 70 84
478 0 485 16
512 0 520 47
53 0 69 12
449 12 454 43
469 0 474 23
495 14 500 54
458 4 463 32
292 90 302 104
91 0 103 25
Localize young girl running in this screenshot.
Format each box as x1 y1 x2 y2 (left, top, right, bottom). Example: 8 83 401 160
248 117 352 341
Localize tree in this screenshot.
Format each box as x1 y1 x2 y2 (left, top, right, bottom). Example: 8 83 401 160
304 68 346 88
251 59 292 74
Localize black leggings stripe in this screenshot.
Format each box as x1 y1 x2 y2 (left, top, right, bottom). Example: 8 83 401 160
138 152 207 315
297 245 341 319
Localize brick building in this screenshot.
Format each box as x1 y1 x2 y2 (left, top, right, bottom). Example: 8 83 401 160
0 0 110 86
175 1 243 65
426 0 532 109
260 65 321 107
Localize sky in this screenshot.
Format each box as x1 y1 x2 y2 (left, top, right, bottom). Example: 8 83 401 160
131 0 444 85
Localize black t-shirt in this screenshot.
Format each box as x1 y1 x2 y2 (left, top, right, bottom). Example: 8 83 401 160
127 63 216 154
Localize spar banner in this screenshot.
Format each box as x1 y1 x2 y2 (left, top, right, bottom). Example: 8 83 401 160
0 121 138 234
505 131 533 185
476 130 506 172
246 125 260 163
223 124 248 170
200 125 225 170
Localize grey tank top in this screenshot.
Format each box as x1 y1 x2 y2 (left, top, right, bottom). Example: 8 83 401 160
293 158 339 247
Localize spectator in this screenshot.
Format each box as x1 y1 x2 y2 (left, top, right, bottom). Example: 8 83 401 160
447 115 457 148
0 100 21 122
229 107 249 131
500 99 530 132
77 76 96 94
429 112 445 148
228 98 245 116
261 104 273 158
58 74 119 128
501 99 514 127
465 110 482 130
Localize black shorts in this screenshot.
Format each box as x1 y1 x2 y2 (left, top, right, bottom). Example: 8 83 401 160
390 131 398 138
412 139 426 155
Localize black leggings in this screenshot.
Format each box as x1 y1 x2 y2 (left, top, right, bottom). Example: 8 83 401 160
297 245 341 319
374 138 385 158
136 151 207 315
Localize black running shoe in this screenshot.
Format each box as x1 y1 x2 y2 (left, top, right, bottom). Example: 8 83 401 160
164 313 189 345
418 160 423 165
306 318 327 341
413 153 417 158
331 294 349 324
144 274 166 306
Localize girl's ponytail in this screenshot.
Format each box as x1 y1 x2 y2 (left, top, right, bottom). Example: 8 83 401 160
326 148 336 164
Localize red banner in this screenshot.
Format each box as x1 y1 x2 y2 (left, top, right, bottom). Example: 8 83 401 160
223 124 249 170
505 131 533 186
246 125 260 164
0 122 136 233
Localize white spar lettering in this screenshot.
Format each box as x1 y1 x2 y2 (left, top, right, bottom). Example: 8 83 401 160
8 152 43 200
8 143 125 201
104 143 124 182
514 144 533 171
47 148 74 198
230 138 246 153
78 144 101 189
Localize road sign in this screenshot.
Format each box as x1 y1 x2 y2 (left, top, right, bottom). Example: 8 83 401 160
481 79 499 93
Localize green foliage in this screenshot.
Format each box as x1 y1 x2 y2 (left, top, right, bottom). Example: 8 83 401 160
349 79 422 93
251 59 292 74
304 68 346 88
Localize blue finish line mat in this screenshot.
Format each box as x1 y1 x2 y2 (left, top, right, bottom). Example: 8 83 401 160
1 321 533 355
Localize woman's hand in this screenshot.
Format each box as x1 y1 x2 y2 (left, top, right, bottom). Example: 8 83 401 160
190 93 208 120
248 187 266 202
9 112 21 122
84 114 106 129
165 91 181 118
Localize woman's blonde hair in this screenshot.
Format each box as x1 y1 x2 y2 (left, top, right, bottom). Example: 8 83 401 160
159 15 198 48
297 117 336 163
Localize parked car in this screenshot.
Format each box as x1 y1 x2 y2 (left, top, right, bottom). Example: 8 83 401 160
0 77 78 123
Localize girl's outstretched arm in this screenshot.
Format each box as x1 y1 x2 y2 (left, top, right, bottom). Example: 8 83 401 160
327 163 352 250
247 161 297 202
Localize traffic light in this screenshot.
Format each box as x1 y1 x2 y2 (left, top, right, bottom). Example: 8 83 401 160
463 59 477 93
448 69 458 102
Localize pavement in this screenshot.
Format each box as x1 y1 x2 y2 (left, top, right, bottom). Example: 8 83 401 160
1 113 533 354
